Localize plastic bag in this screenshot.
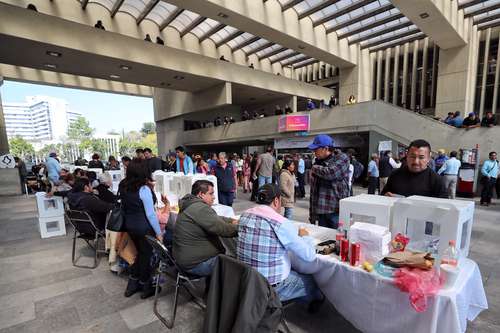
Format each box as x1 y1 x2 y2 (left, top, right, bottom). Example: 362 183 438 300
393 267 444 312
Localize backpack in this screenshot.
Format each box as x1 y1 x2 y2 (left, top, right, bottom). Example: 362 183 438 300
353 160 364 179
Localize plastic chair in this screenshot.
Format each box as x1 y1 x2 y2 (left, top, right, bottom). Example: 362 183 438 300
66 209 106 269
145 235 206 329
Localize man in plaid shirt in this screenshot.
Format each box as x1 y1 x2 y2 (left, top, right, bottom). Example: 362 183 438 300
308 134 350 229
237 184 323 307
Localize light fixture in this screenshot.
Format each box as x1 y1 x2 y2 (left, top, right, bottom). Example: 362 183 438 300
119 65 131 70
160 82 171 87
419 12 429 19
46 51 61 57
173 75 184 80
217 12 228 18
298 45 306 50
109 74 120 79
44 63 57 69
249 97 256 101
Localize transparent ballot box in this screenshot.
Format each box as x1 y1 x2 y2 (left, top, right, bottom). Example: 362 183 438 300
105 170 124 183
153 171 175 195
38 215 66 238
392 196 474 261
339 194 399 230
35 192 65 218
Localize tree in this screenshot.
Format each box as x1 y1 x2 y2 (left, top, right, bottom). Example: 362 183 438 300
141 122 156 135
8 136 35 158
68 116 94 140
90 139 108 159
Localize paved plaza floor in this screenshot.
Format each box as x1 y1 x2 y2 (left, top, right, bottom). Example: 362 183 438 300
0 187 498 332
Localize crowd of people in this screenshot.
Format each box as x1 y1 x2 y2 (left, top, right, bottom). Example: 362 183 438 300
442 111 497 128
10 132 498 321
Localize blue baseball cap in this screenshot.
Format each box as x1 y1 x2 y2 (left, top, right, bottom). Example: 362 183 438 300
308 134 334 150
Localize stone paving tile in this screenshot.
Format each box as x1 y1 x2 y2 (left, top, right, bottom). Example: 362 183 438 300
0 302 36 331
0 267 92 298
0 193 498 333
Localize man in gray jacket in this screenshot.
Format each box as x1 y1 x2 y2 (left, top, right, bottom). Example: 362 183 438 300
173 180 238 276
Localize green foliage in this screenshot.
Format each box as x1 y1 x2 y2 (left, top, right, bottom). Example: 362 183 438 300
68 116 94 140
8 136 35 158
140 122 156 135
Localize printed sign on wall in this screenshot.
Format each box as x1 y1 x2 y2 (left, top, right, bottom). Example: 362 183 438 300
278 114 310 132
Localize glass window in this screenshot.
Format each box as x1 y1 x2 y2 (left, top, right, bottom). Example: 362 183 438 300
145 2 178 25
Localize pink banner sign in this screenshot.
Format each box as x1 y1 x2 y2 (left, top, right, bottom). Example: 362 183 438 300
278 114 310 132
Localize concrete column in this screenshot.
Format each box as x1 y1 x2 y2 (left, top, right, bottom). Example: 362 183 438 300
491 32 500 115
384 48 391 102
339 48 373 104
410 40 419 111
376 51 383 100
435 23 480 119
393 45 400 105
479 28 492 119
420 38 429 110
430 44 438 108
402 43 409 108
0 76 9 155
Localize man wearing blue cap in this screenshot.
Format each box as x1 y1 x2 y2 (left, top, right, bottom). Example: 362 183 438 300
307 134 350 229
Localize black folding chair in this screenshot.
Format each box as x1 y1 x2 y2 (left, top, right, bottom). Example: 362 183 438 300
145 235 206 329
66 209 106 269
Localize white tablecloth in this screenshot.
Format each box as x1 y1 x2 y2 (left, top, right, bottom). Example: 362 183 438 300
292 223 488 333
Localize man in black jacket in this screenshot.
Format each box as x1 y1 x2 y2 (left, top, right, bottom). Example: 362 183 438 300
382 140 446 198
144 147 162 173
67 178 113 230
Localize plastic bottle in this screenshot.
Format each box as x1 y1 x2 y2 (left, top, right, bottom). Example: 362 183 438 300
335 221 345 255
441 240 459 266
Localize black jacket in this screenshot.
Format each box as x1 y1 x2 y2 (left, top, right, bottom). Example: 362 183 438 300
67 191 113 230
204 255 282 333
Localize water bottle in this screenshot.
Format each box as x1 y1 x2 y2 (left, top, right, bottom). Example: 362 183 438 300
441 240 459 266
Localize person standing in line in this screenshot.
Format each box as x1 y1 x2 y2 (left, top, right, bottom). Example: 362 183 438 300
480 152 499 206
175 146 195 175
437 150 461 199
120 160 162 299
308 135 350 229
378 151 400 191
242 154 252 193
296 154 306 199
213 152 238 207
367 153 380 195
434 149 448 172
279 160 296 219
250 152 260 201
253 146 275 187
46 152 62 185
143 148 162 173
235 154 244 187
14 157 28 194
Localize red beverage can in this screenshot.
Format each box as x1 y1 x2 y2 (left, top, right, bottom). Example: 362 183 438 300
350 243 360 266
340 239 349 262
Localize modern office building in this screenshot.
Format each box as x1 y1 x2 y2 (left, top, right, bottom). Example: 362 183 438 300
3 96 82 142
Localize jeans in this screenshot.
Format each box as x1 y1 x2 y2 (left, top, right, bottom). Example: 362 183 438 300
317 213 339 229
368 176 379 194
283 207 293 220
258 175 273 188
186 256 218 276
481 177 497 204
218 191 234 206
274 270 322 303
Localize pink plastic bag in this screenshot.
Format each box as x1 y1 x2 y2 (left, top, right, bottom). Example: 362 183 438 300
393 267 444 312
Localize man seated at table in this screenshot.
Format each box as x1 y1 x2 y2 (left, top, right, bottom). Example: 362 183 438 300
67 177 113 230
237 184 323 310
173 180 238 276
381 139 447 198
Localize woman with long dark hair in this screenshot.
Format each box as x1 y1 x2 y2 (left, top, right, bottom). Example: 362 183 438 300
120 159 162 299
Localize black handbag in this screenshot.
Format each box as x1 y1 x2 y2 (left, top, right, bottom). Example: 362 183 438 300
107 191 124 232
